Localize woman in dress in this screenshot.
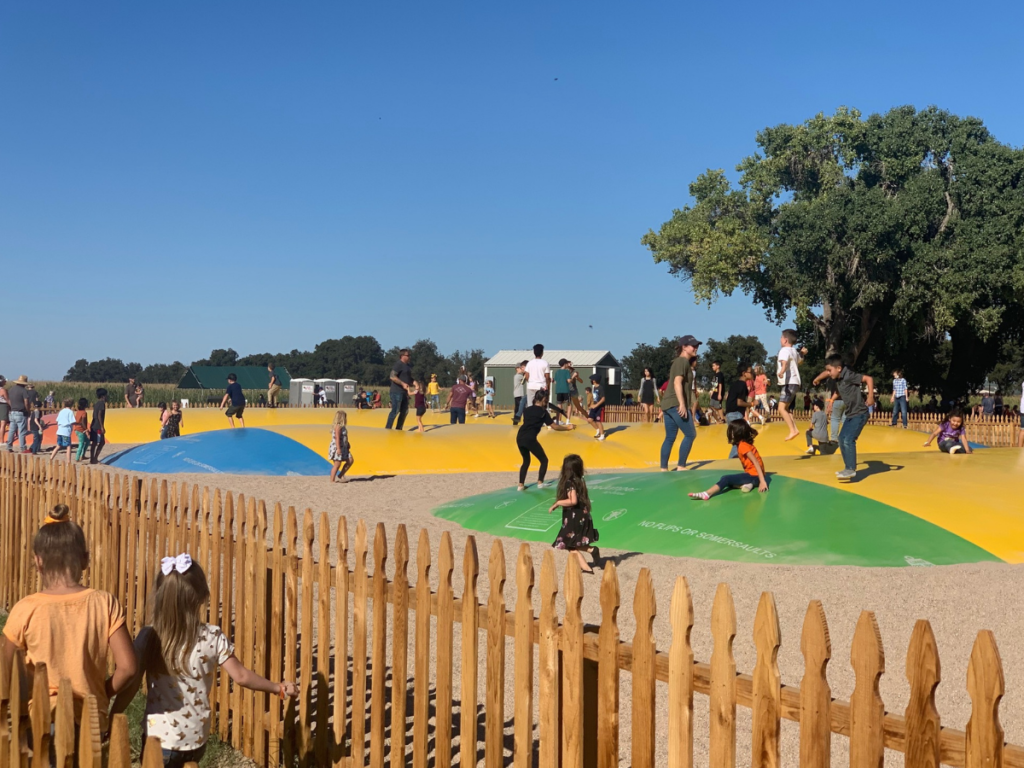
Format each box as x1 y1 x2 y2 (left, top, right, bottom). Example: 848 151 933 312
329 410 355 483
638 367 659 423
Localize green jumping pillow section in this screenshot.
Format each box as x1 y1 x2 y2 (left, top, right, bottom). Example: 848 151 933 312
434 472 1000 567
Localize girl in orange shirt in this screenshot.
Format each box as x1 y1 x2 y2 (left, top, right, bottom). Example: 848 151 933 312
689 420 769 499
1 504 137 731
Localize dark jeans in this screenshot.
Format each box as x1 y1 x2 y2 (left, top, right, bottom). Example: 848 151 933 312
518 439 548 484
717 472 768 490
838 412 869 471
513 396 524 423
660 407 697 469
450 407 466 424
163 744 207 767
891 396 908 427
385 391 409 429
938 438 964 453
29 430 43 454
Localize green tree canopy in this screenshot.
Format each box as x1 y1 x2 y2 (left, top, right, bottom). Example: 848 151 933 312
642 105 1024 398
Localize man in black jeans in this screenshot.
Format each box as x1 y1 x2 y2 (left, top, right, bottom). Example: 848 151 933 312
386 349 414 429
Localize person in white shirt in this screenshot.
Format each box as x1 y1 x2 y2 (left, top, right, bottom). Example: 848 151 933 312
776 329 807 441
524 344 551 406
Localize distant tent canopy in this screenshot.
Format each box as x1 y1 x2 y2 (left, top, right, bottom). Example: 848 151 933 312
176 366 292 390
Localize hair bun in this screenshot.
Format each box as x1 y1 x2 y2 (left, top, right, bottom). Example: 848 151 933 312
49 504 71 522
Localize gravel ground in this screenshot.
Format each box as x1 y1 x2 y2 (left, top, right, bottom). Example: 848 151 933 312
101 465 1024 768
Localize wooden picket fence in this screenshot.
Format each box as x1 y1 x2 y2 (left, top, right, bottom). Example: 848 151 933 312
2 452 1024 768
0 652 195 767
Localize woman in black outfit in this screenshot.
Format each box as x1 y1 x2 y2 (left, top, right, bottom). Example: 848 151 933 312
517 390 574 491
638 367 660 423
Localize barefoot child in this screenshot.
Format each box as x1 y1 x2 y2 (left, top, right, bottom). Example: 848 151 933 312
923 408 973 454
776 329 806 440
427 374 441 412
1 504 137 733
158 401 169 439
689 421 769 499
585 374 607 440
329 410 355 482
165 401 183 438
549 454 601 574
805 399 829 455
113 556 297 767
73 398 90 462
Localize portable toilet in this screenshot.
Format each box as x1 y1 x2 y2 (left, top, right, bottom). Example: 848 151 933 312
289 378 316 407
315 379 340 406
337 379 357 406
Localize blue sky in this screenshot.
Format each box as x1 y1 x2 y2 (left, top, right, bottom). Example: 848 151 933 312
3 1 1022 380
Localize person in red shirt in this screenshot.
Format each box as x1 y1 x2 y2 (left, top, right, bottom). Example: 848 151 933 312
688 420 769 499
445 375 474 424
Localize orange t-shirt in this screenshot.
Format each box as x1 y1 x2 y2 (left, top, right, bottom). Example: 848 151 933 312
737 440 765 477
2 588 126 729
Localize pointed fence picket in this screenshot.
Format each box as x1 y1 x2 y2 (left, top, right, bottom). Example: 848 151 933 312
1 451 1023 768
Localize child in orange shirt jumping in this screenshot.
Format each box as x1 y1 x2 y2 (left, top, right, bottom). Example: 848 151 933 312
688 420 769 499
1 504 137 733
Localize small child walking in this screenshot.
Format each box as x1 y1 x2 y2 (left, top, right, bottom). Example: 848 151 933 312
585 375 607 440
923 408 973 454
50 398 76 462
27 399 45 455
158 402 170 439
329 410 355 482
804 399 829 455
549 454 601 574
74 398 90 462
165 401 183 438
413 381 427 433
484 377 496 418
1 505 137 734
113 556 297 767
428 374 441 412
689 421 769 499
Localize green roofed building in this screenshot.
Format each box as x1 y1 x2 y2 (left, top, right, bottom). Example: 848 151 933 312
177 366 292 391
483 350 621 407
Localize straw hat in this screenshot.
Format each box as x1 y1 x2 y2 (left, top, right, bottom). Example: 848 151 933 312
13 375 28 386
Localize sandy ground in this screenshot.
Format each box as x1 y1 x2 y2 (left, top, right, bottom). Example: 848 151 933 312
94 459 1024 767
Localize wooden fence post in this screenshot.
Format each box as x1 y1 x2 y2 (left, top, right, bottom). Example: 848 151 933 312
598 562 621 768
437 532 457 768
460 536 480 768
562 556 584 768
905 620 942 768
632 568 657 768
333 515 350 768
752 592 782 768
538 551 560 768
966 630 1004 768
850 610 885 768
412 529 432 768
509 543 534 768
390 524 410 768
485 540 507 768
352 520 369 768
369 523 389 768
799 600 831 768
668 576 694 768
710 583 736 768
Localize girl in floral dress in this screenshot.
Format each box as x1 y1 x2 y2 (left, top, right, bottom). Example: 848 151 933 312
329 410 354 483
549 454 600 574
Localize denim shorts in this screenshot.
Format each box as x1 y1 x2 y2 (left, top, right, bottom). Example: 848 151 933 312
57 434 71 448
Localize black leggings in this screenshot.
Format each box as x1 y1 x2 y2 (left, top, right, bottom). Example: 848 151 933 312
517 439 548 484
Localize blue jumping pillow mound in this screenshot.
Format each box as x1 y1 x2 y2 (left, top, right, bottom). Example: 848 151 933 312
103 428 331 476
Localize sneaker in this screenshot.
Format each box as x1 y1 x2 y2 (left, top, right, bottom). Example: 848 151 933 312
594 429 601 437
596 435 606 441
740 483 754 492
537 481 553 489
517 484 526 492
804 447 815 455
836 469 856 480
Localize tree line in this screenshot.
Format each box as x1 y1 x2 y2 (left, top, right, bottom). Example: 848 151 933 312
63 337 488 387
642 105 1024 400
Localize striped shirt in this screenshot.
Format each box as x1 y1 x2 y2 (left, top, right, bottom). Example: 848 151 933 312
892 378 908 399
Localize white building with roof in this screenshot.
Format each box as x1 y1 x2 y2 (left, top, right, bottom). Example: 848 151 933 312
483 349 621 406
